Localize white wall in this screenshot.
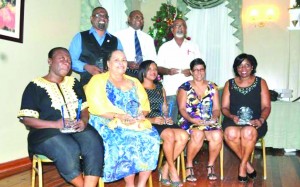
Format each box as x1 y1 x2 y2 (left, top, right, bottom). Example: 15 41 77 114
0 0 81 163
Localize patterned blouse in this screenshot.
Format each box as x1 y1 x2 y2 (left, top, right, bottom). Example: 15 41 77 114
178 81 221 131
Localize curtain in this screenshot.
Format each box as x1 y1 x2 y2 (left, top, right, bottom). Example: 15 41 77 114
183 0 225 9
186 2 240 86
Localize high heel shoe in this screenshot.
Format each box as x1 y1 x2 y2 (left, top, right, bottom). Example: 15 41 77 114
247 170 257 179
169 171 183 187
158 168 171 186
238 175 248 183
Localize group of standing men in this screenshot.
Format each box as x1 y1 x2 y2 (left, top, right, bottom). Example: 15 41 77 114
69 6 201 123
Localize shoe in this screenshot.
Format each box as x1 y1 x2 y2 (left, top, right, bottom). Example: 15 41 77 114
169 172 183 187
185 167 197 182
158 168 171 186
207 165 217 181
238 175 248 182
170 181 183 187
247 170 257 179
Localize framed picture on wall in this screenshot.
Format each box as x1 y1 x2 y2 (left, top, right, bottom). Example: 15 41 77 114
0 0 25 43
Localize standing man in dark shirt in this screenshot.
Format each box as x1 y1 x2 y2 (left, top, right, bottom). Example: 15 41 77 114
69 7 123 86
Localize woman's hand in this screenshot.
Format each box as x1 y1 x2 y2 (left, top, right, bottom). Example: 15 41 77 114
231 115 239 124
192 118 206 126
152 116 166 125
73 119 87 132
164 117 173 125
249 119 262 129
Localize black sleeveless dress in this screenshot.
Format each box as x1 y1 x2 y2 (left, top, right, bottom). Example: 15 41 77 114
222 76 267 139
145 83 180 135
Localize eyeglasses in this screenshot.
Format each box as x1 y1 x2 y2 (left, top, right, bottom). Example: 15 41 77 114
93 13 109 19
192 68 205 73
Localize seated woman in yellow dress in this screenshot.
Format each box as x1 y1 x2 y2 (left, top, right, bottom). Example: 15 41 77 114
177 58 223 181
85 50 160 187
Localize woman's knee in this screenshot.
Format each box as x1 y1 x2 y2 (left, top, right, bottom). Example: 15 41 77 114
161 128 175 142
210 130 223 143
189 130 205 143
241 127 258 141
224 127 240 141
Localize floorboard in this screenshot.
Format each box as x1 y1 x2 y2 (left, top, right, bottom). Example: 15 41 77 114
0 146 299 187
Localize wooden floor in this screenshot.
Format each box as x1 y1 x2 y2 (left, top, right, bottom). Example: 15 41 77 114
0 145 299 187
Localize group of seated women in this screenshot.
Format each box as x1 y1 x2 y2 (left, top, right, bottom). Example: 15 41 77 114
18 47 271 187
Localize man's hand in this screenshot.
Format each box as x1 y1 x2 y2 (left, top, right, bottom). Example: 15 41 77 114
169 68 180 75
181 69 191 77
127 61 139 70
84 64 102 75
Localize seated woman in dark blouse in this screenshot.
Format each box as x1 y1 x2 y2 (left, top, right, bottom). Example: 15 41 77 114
17 47 104 186
138 60 189 187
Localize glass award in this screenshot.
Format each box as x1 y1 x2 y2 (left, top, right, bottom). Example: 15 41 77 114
237 106 253 125
60 100 80 133
125 99 140 118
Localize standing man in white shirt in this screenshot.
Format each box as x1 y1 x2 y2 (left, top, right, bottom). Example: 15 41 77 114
157 18 201 124
115 10 157 77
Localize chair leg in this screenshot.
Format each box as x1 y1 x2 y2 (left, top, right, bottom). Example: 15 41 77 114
98 177 104 187
147 172 153 187
158 148 164 169
31 156 37 187
176 155 180 175
220 143 224 180
261 138 267 180
37 158 43 187
180 151 186 182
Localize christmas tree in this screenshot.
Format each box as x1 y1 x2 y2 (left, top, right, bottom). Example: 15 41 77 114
148 2 184 52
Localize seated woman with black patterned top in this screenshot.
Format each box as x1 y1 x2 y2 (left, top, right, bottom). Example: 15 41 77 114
138 60 189 187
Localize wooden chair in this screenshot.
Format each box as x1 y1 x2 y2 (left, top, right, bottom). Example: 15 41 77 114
31 154 152 187
250 137 267 180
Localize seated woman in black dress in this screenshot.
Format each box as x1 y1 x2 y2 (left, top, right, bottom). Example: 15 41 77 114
138 60 189 187
17 47 104 186
222 53 271 182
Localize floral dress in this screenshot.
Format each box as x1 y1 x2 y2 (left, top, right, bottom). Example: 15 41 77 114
178 81 221 132
89 81 160 182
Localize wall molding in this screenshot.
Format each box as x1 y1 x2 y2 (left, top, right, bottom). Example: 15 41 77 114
0 157 31 179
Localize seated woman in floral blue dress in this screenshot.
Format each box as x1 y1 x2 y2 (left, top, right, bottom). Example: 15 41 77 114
177 58 223 182
85 50 160 187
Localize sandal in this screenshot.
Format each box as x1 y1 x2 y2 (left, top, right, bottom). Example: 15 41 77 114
207 165 217 181
158 168 171 186
185 167 197 182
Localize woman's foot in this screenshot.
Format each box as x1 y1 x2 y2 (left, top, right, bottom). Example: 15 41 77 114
207 165 217 180
185 166 197 182
238 163 247 182
246 162 257 179
159 164 171 186
169 169 183 187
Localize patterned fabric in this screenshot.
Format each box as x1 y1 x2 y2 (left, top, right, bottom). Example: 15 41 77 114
17 76 88 146
145 83 164 118
231 77 258 95
178 81 221 131
89 81 160 182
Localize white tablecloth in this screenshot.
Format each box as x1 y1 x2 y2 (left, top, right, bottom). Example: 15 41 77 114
264 101 300 149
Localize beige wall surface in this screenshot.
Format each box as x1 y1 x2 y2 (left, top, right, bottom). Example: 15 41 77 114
0 0 81 163
242 0 292 89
